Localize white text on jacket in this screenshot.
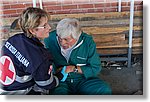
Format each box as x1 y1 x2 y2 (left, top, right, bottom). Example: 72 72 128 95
5 41 30 67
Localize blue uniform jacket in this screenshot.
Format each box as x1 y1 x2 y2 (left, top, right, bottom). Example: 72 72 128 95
0 33 59 91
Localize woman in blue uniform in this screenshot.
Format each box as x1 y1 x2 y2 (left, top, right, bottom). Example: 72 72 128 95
0 7 63 95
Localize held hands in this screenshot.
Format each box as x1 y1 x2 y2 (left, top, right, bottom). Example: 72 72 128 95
60 65 81 82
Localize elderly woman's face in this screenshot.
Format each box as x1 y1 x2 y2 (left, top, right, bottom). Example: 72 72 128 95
58 35 77 49
31 17 51 39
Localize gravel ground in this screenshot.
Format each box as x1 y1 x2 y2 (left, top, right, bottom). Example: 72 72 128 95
99 54 143 95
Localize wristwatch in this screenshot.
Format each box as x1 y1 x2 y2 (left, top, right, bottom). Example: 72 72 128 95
73 66 78 73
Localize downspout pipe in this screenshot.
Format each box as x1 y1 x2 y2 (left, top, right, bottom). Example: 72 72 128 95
128 0 134 68
32 0 43 9
32 0 36 7
39 0 43 9
118 0 121 12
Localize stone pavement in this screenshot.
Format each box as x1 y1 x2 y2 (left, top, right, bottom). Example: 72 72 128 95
99 55 143 95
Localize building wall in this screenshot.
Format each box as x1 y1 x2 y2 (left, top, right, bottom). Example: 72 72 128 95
1 0 143 18
0 0 143 42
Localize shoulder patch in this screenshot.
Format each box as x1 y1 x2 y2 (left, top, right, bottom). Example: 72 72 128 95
0 56 16 85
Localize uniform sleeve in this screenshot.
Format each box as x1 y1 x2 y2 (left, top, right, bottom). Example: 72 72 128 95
80 38 101 79
32 59 59 90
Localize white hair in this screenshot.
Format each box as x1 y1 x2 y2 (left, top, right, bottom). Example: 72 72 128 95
56 18 81 39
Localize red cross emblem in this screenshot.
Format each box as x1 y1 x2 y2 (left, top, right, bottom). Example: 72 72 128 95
0 56 16 85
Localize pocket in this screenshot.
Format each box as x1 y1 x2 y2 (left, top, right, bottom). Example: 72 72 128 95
77 56 87 60
76 56 87 65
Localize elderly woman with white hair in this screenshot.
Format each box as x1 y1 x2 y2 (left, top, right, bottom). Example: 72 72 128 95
44 18 112 95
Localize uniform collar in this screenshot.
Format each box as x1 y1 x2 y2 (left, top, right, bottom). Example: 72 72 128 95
31 36 44 47
73 32 84 49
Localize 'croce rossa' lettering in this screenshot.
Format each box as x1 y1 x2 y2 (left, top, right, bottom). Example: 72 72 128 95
5 42 30 67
